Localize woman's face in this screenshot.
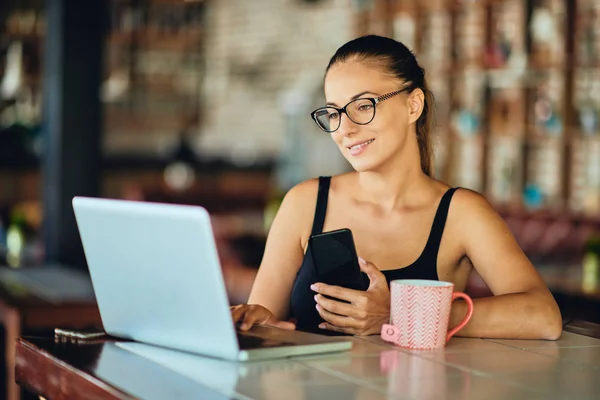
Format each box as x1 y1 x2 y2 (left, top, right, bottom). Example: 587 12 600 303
324 61 415 173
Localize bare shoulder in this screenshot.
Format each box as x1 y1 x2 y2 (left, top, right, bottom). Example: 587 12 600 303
450 188 499 219
328 171 359 193
282 178 319 211
289 172 356 201
283 174 356 247
448 188 514 250
278 178 321 246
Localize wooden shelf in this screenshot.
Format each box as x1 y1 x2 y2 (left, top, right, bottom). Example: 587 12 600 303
103 111 192 130
121 0 204 4
108 30 203 51
102 154 275 173
0 157 39 172
1 32 44 41
0 155 275 174
493 203 600 225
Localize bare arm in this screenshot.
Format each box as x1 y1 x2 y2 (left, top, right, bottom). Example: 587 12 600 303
246 180 317 320
450 190 563 340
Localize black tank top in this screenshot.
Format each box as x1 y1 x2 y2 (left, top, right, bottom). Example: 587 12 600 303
289 176 458 334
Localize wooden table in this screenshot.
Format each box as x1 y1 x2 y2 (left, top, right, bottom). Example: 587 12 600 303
15 321 600 400
0 266 102 400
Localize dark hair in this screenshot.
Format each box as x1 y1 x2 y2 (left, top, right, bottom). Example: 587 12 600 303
325 35 435 176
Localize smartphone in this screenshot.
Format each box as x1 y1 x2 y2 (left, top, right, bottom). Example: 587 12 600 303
309 228 366 292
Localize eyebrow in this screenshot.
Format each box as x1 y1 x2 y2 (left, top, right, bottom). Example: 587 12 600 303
325 91 380 107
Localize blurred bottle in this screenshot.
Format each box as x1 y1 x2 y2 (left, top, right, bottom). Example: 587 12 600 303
582 234 600 293
0 218 6 265
0 41 24 100
6 209 26 268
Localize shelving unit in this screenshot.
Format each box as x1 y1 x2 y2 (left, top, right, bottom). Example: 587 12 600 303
569 0 600 216
100 0 273 210
0 1 275 271
2 0 599 224
103 0 206 155
0 2 45 208
352 0 600 221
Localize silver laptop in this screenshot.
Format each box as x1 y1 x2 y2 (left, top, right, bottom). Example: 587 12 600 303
72 196 352 361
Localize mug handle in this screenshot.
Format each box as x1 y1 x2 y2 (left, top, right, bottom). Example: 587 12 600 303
381 324 401 344
446 292 474 342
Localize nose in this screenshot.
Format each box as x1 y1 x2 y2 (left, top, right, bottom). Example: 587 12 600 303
337 112 358 136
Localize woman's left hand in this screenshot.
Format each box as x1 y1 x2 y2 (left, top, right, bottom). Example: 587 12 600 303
311 258 390 335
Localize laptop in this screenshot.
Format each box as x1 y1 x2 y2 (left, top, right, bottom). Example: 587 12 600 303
72 196 352 361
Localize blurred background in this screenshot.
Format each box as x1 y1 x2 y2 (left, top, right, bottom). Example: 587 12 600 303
1 0 600 378
1 0 600 397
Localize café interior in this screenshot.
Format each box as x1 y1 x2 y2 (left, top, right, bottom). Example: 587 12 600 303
1 0 600 399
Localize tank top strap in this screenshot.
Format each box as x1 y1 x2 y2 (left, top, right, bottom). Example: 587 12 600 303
420 187 459 261
310 176 331 235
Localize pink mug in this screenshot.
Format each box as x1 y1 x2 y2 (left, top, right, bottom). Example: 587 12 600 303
381 280 474 350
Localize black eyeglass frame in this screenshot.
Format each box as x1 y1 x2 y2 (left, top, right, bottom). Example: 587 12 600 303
310 87 412 133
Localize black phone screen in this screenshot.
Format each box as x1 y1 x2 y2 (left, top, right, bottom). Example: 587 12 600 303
309 229 365 291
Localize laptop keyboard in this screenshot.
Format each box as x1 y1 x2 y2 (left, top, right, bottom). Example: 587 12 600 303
236 332 295 350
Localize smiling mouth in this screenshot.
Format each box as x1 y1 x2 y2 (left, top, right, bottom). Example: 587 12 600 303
348 139 375 151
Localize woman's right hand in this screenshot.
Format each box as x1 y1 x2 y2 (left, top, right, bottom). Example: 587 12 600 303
230 304 296 332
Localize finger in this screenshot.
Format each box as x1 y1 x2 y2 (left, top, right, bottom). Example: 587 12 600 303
358 258 386 288
232 306 252 324
311 283 361 303
316 304 357 328
266 319 296 330
318 322 356 335
231 306 246 323
315 294 363 319
240 313 260 331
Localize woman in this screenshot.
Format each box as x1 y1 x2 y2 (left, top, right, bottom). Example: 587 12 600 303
231 35 562 339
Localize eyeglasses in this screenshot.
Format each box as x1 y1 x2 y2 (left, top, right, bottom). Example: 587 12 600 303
310 87 411 133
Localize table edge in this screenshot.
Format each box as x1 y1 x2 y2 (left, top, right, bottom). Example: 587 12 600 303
15 337 135 400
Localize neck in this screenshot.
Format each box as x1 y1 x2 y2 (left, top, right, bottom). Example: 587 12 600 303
356 137 431 212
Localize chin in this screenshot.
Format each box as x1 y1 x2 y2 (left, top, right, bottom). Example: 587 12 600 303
347 157 381 172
